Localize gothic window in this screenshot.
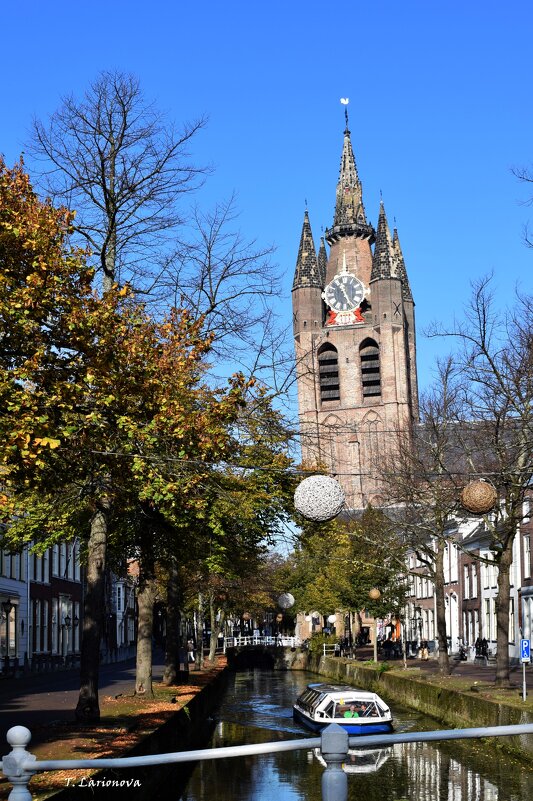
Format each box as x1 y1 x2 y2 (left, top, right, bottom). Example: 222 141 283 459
359 339 381 398
318 344 340 402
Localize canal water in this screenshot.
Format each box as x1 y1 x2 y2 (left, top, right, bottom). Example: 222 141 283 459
180 669 533 801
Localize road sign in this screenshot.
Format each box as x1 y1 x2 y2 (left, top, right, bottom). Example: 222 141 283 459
520 638 530 663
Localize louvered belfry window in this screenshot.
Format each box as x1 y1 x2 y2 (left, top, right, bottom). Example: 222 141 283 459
360 339 381 398
318 344 340 402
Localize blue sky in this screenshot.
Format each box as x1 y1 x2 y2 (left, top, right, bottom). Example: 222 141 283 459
2 1 532 393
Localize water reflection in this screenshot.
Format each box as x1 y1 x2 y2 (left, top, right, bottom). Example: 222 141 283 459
180 670 533 801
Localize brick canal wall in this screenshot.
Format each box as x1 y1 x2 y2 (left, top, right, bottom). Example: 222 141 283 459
306 653 533 760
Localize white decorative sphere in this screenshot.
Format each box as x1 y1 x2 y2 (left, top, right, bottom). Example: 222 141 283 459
278 593 295 609
294 475 345 522
304 615 312 622
327 614 337 624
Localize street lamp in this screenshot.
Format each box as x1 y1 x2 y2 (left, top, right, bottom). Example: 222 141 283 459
368 589 381 662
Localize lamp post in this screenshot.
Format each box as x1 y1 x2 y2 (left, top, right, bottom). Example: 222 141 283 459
368 588 381 663
2 599 14 672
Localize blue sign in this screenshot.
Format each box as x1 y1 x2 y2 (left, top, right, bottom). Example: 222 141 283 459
520 639 530 662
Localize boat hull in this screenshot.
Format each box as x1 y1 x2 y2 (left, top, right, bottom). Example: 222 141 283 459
293 705 393 735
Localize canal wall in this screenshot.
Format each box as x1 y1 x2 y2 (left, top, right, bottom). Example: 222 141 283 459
44 669 229 801
305 653 533 760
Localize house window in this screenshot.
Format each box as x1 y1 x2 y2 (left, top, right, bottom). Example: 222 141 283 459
43 600 49 653
359 339 381 398
524 536 531 579
59 544 66 577
318 344 340 402
471 563 478 598
35 600 41 653
51 598 59 654
52 545 59 576
464 565 470 600
74 541 80 582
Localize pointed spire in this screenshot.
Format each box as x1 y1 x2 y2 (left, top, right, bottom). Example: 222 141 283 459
317 236 328 286
333 117 366 229
293 210 321 289
371 201 395 281
392 228 413 300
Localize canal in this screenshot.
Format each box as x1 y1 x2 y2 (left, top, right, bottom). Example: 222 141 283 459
181 669 533 801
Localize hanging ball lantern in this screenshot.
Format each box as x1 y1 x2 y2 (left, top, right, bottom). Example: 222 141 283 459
294 475 346 522
327 614 337 624
278 593 295 610
304 614 312 622
369 587 381 601
460 479 498 514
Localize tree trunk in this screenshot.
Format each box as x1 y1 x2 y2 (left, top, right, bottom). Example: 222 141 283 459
75 504 108 722
135 574 156 697
208 593 224 663
163 558 188 685
495 535 513 687
195 591 205 670
434 539 450 675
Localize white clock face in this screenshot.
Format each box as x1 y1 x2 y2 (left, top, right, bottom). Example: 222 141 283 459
323 273 365 312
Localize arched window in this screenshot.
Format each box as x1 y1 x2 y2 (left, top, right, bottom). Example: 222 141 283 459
360 339 381 398
318 343 340 402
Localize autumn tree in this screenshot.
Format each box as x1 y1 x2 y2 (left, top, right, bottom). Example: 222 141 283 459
0 159 248 716
281 508 408 631
168 387 295 670
429 276 533 686
29 70 205 294
380 359 468 675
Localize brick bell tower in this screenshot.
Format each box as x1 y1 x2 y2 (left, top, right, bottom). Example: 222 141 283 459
292 108 419 510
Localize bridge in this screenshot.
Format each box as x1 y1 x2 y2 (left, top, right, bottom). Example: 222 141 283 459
223 635 307 670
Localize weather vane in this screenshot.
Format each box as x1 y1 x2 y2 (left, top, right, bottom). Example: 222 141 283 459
340 97 349 128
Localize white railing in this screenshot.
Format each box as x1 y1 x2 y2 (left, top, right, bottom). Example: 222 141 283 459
2 722 533 801
225 635 302 648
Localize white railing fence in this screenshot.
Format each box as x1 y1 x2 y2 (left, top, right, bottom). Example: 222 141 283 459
2 722 533 801
224 635 301 649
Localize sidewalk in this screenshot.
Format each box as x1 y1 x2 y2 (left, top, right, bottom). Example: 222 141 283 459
0 651 166 747
354 644 533 689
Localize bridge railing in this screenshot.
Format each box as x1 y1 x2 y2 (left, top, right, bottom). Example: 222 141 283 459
225 635 302 648
2 722 533 801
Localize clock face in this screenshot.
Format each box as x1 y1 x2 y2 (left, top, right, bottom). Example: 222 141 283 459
323 273 365 312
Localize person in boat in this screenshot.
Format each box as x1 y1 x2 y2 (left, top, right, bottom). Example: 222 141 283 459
344 704 359 718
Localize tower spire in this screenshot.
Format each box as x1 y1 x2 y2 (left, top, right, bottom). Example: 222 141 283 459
292 209 321 289
392 227 413 300
317 236 328 286
371 200 395 281
333 110 366 229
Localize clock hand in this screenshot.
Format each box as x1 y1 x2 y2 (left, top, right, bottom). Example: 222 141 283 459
339 284 353 305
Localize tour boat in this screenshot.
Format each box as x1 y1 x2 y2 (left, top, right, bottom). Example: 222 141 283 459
293 683 393 735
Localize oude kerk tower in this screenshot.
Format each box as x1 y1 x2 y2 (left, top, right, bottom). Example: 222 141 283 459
292 109 419 511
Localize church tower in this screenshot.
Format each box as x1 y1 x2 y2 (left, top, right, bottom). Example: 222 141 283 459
292 110 419 510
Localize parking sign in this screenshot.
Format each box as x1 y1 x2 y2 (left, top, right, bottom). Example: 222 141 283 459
520 639 531 663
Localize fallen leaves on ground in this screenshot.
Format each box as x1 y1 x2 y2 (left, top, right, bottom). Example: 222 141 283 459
0 658 226 799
